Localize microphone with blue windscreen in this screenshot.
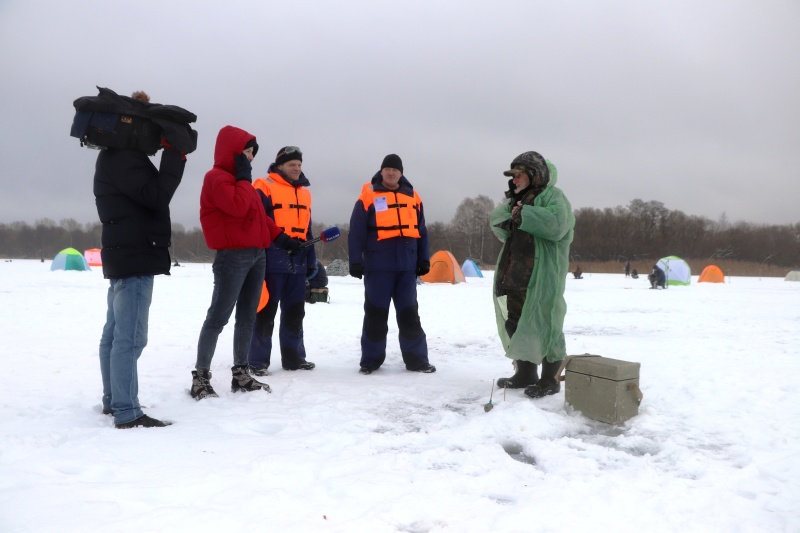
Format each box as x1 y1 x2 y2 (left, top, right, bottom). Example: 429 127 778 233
298 227 340 249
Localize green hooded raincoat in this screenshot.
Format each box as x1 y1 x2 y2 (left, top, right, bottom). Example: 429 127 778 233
490 161 574 364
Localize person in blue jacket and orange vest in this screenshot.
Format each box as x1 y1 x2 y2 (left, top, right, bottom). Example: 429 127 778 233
248 146 317 375
348 154 436 375
193 126 286 400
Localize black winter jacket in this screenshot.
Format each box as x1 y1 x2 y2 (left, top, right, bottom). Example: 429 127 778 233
94 148 185 278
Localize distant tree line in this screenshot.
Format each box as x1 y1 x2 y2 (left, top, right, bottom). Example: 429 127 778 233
571 199 799 268
1 198 797 267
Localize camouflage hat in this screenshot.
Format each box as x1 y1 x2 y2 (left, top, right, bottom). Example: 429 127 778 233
502 151 549 183
503 164 527 177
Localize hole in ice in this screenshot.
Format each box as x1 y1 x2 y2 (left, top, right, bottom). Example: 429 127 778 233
502 441 537 465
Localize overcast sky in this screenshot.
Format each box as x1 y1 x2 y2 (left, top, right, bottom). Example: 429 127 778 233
1 0 798 230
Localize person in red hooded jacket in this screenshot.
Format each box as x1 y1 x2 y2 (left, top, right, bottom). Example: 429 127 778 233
192 125 286 400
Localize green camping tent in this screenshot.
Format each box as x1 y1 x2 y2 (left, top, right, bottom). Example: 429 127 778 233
51 247 91 271
657 256 690 286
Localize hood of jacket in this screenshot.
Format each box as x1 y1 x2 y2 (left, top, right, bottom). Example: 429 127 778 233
213 126 255 175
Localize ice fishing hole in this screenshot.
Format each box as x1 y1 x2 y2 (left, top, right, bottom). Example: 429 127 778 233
502 442 537 465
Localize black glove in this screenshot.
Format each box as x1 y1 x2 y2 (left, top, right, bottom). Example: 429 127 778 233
234 153 252 182
285 238 303 256
416 261 430 277
273 232 290 249
273 232 302 254
349 263 363 279
505 178 515 199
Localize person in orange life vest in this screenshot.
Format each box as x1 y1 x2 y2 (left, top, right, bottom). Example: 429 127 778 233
247 146 317 374
348 154 435 375
193 126 284 400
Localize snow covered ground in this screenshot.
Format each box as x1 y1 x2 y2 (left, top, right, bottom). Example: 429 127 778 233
1 259 798 532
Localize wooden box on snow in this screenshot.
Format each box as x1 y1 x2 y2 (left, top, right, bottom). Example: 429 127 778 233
564 355 642 425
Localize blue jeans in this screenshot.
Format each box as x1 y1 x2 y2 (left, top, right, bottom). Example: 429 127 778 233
196 248 266 370
99 276 154 425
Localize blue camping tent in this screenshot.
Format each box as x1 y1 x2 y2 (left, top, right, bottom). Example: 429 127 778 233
461 258 483 278
50 247 91 271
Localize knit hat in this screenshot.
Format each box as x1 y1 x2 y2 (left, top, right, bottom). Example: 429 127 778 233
381 154 403 173
276 146 302 166
502 151 549 183
245 138 259 156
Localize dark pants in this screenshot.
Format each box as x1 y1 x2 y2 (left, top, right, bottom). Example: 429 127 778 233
360 270 428 370
196 248 265 370
248 271 307 370
649 274 665 289
504 289 527 338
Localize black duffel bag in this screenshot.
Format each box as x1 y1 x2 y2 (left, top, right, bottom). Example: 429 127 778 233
70 86 198 155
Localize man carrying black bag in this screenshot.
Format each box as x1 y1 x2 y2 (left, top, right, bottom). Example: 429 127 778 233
94 90 187 429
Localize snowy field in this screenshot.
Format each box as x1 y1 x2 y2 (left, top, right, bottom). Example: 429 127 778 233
1 259 798 533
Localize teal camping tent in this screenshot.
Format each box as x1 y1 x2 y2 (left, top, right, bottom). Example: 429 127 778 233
657 256 690 286
51 247 91 271
461 258 483 278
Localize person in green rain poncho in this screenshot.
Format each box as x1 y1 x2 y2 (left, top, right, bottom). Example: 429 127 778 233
490 151 574 399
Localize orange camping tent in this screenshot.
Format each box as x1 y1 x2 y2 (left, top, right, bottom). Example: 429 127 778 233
420 250 466 284
698 264 724 283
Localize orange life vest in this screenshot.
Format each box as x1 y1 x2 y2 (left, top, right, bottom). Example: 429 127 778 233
253 173 311 239
358 183 421 240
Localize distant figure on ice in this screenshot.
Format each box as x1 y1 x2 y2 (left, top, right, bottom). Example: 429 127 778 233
625 261 631 277
631 268 639 279
491 150 574 399
573 265 583 279
649 263 666 289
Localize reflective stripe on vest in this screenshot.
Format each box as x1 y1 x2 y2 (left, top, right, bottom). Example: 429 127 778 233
358 183 421 240
254 174 311 239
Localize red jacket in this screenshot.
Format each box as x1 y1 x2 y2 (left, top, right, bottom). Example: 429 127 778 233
200 126 281 250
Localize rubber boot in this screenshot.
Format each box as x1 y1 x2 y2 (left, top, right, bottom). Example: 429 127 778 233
524 359 562 398
497 360 539 389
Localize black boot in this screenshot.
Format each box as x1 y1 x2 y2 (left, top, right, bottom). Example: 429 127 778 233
283 361 316 371
497 360 539 389
231 365 271 393
115 414 172 429
191 370 219 400
524 359 562 398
